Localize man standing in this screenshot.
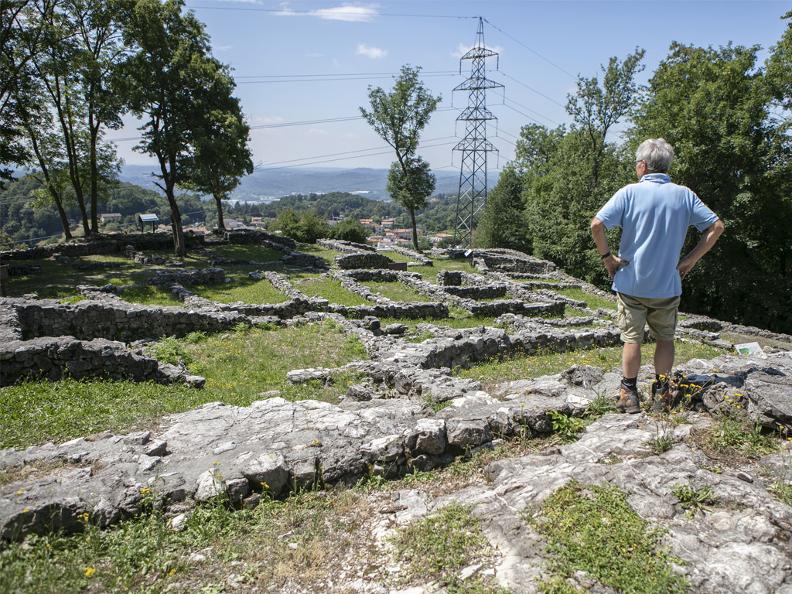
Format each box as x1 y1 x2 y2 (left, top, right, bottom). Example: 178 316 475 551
590 138 724 413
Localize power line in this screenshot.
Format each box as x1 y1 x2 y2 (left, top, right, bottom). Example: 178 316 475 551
482 18 577 80
498 71 567 109
188 4 479 19
256 142 458 171
236 73 459 84
503 97 561 127
501 101 545 126
254 137 459 170
234 70 458 79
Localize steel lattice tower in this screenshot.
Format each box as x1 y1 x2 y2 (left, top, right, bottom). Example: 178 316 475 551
453 17 503 248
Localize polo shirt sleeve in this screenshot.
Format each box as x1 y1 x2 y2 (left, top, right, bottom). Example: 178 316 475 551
689 192 719 232
595 188 626 230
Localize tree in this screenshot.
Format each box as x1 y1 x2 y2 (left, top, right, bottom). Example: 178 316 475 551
67 0 126 233
270 208 329 244
520 52 643 284
477 166 530 251
119 0 239 256
631 41 792 332
331 217 369 244
361 65 440 250
181 74 253 233
386 155 435 249
765 11 792 112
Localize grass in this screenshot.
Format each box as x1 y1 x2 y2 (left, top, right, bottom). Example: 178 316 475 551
119 285 183 307
0 490 372 594
411 257 478 281
379 250 417 264
549 287 616 310
192 278 289 304
295 243 344 267
361 280 432 302
692 408 780 463
290 273 370 306
526 480 688 594
769 481 792 506
0 322 367 449
389 503 507 593
456 341 723 389
672 483 718 517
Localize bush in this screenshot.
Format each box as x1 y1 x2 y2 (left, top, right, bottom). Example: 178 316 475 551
331 217 369 244
271 209 330 243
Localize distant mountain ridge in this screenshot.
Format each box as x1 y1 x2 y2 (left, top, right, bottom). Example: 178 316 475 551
119 165 494 201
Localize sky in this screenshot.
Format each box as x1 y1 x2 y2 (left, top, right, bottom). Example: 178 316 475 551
112 0 790 172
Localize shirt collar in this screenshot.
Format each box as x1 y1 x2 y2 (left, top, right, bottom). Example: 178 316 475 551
641 173 671 183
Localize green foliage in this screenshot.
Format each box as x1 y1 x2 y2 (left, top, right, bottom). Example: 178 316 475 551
270 208 330 243
330 217 370 244
148 336 193 366
389 503 506 593
703 409 779 460
548 411 585 442
361 64 441 249
477 166 530 252
631 41 792 332
528 481 688 594
672 483 718 516
769 481 792 507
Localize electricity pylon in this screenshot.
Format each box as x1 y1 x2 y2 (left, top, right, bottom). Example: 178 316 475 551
453 17 503 248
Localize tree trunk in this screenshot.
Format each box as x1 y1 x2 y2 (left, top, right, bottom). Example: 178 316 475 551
89 117 99 234
166 188 186 257
52 192 72 240
214 194 226 232
409 207 419 251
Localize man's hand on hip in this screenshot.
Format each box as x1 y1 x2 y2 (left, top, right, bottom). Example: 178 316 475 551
603 254 626 278
678 257 696 279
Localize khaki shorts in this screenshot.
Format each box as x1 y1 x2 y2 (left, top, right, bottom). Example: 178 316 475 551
616 292 680 344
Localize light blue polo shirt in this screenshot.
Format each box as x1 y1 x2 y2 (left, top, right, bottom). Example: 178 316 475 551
595 173 719 298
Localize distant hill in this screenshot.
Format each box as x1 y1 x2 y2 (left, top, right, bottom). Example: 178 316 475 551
119 165 493 202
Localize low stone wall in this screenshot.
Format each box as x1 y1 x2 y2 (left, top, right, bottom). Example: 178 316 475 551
443 285 508 299
343 269 402 282
3 297 249 342
224 229 296 251
0 232 206 262
467 300 565 317
328 302 448 320
280 251 328 270
380 245 432 266
147 267 226 287
317 238 375 253
336 252 394 270
437 270 462 286
0 336 204 387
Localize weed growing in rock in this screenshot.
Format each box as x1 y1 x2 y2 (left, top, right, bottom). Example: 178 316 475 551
648 419 675 455
548 411 585 442
698 409 779 462
526 480 688 594
388 503 507 593
769 481 792 506
149 336 193 366
584 392 617 419
672 483 718 517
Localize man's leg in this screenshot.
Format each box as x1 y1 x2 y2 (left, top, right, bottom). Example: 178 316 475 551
622 342 642 378
616 293 646 414
654 340 674 377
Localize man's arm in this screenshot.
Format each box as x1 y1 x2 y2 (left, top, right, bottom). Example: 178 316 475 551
678 219 725 279
590 217 626 278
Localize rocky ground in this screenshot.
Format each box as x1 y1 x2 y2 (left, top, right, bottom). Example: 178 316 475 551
1 236 791 593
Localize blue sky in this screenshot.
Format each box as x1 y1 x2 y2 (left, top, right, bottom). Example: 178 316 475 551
113 0 790 171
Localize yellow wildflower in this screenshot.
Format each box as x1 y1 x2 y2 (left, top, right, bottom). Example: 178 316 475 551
84 566 96 578
80 512 90 524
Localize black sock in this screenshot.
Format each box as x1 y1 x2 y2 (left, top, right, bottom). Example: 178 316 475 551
621 377 637 390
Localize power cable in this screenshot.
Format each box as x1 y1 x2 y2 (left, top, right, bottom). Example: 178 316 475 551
236 73 459 84
503 97 561 126
234 70 458 79
501 101 545 126
188 4 479 19
498 71 567 109
482 18 577 80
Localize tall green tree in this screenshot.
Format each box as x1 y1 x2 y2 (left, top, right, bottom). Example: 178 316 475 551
386 154 435 248
631 41 792 331
521 52 643 284
360 65 440 250
477 165 529 251
68 0 126 233
181 74 253 233
119 0 238 255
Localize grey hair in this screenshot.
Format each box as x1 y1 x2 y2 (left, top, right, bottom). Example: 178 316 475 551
635 138 674 172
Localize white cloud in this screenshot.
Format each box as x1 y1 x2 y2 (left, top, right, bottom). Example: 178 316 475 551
356 43 387 59
277 3 378 22
451 42 503 59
